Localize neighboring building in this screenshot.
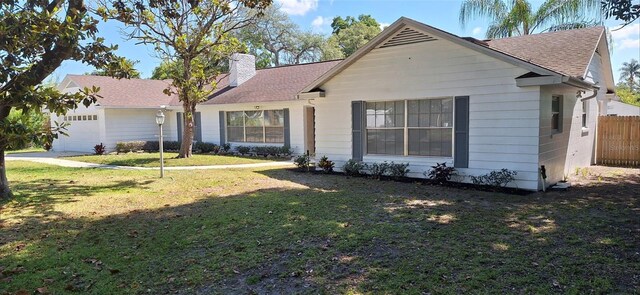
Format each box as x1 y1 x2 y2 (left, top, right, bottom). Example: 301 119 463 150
606 100 640 116
52 17 615 190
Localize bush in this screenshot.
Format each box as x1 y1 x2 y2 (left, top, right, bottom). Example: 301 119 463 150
426 162 456 184
236 145 252 155
195 142 218 153
162 141 181 151
93 143 106 155
115 141 146 153
318 156 334 173
221 143 231 153
366 162 391 179
388 162 410 178
470 169 518 188
279 146 292 157
294 154 311 171
343 159 364 176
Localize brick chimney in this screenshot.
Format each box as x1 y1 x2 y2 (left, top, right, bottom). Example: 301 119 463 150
229 53 256 87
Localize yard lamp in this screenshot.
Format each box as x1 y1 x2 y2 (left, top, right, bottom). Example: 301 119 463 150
156 110 165 178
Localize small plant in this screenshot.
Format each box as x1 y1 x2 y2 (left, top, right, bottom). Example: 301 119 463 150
388 162 410 179
93 143 106 155
279 146 292 157
195 142 218 154
470 169 518 188
221 143 232 153
294 154 311 171
367 162 391 179
236 145 251 155
318 156 335 173
343 159 364 176
426 162 456 184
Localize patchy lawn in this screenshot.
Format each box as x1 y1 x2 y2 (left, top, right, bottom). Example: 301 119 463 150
64 152 283 167
5 147 46 154
0 162 638 294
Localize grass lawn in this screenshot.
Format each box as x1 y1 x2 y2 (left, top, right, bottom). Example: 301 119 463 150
64 152 283 167
5 147 46 154
1 162 638 294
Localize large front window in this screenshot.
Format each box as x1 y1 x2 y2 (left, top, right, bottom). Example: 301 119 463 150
366 98 453 157
227 110 284 143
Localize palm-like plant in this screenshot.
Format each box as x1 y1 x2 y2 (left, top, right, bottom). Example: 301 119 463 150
460 0 602 38
619 59 640 89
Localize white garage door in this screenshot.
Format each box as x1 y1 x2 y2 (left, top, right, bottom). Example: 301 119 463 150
56 114 100 153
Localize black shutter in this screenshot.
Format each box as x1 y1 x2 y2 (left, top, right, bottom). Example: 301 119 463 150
195 112 202 142
454 96 469 168
219 111 226 145
352 101 364 161
176 112 182 143
283 108 290 148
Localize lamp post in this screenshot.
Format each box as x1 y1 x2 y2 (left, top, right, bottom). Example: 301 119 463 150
156 110 165 178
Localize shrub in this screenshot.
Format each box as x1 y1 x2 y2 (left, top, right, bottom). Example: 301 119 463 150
142 141 159 151
115 141 146 153
470 169 518 188
236 145 252 155
293 154 311 171
426 162 456 184
93 143 106 155
318 156 334 173
366 162 391 179
388 162 410 178
195 142 218 154
343 159 364 176
221 143 232 153
162 141 181 151
279 146 292 157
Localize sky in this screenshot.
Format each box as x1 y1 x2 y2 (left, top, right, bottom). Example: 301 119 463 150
52 0 640 84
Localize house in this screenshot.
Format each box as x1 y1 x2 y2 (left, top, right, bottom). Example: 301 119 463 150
52 17 615 190
606 100 640 116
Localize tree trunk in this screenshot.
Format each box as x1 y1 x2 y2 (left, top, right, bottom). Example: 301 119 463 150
178 102 194 158
0 106 12 199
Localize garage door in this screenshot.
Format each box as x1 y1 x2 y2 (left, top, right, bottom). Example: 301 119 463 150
57 114 100 153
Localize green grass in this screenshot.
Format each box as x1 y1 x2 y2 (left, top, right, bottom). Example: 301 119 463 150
5 147 46 154
64 152 283 167
0 161 638 294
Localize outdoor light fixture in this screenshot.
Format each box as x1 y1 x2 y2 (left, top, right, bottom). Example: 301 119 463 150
156 110 165 178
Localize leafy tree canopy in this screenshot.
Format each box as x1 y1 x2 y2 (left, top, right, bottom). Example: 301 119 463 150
323 14 381 59
89 58 141 78
602 0 640 28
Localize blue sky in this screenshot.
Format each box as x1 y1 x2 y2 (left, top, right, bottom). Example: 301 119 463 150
53 0 639 83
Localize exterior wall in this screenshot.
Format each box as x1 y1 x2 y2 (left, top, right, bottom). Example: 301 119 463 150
584 53 609 115
315 38 542 190
197 100 309 155
51 103 104 153
102 108 177 152
538 55 603 187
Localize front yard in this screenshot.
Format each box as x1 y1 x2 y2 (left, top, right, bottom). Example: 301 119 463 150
64 153 283 167
0 162 638 294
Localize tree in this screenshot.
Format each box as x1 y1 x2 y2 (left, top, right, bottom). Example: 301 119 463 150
322 14 381 59
619 59 640 89
98 0 272 158
602 0 640 28
90 58 141 78
459 0 602 38
236 6 323 68
0 0 130 199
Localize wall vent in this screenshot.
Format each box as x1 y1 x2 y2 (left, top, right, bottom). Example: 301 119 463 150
378 26 437 48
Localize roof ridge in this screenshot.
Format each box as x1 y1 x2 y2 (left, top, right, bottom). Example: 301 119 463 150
486 26 605 42
257 59 344 71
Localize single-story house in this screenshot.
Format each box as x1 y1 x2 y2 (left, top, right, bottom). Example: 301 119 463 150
52 17 615 190
606 99 640 116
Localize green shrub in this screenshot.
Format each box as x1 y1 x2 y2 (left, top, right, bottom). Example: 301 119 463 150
162 141 181 151
116 140 181 153
221 143 231 153
470 169 518 188
318 156 334 173
236 145 252 155
425 162 456 184
294 154 311 171
195 142 218 153
388 162 410 178
343 159 364 176
366 162 391 179
115 141 146 153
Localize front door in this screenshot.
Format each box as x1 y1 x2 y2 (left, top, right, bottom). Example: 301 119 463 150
304 107 315 155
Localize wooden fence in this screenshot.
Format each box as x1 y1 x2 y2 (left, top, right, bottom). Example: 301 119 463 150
597 116 640 166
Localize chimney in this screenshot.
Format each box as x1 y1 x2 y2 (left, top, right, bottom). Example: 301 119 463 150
229 53 256 87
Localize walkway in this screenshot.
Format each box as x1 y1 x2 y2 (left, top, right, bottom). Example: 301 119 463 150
6 152 294 170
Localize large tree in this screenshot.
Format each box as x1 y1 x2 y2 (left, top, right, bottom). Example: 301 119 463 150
459 0 602 38
602 0 640 28
89 57 141 78
322 14 381 59
619 59 640 90
0 0 130 199
98 0 271 158
236 6 323 68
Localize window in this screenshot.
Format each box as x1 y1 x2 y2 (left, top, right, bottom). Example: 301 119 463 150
93 115 98 120
551 95 562 132
581 100 588 128
226 110 285 143
365 98 453 157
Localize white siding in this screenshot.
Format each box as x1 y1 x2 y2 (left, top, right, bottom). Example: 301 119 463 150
51 104 103 153
538 55 602 187
103 109 176 151
197 100 309 155
316 38 542 190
